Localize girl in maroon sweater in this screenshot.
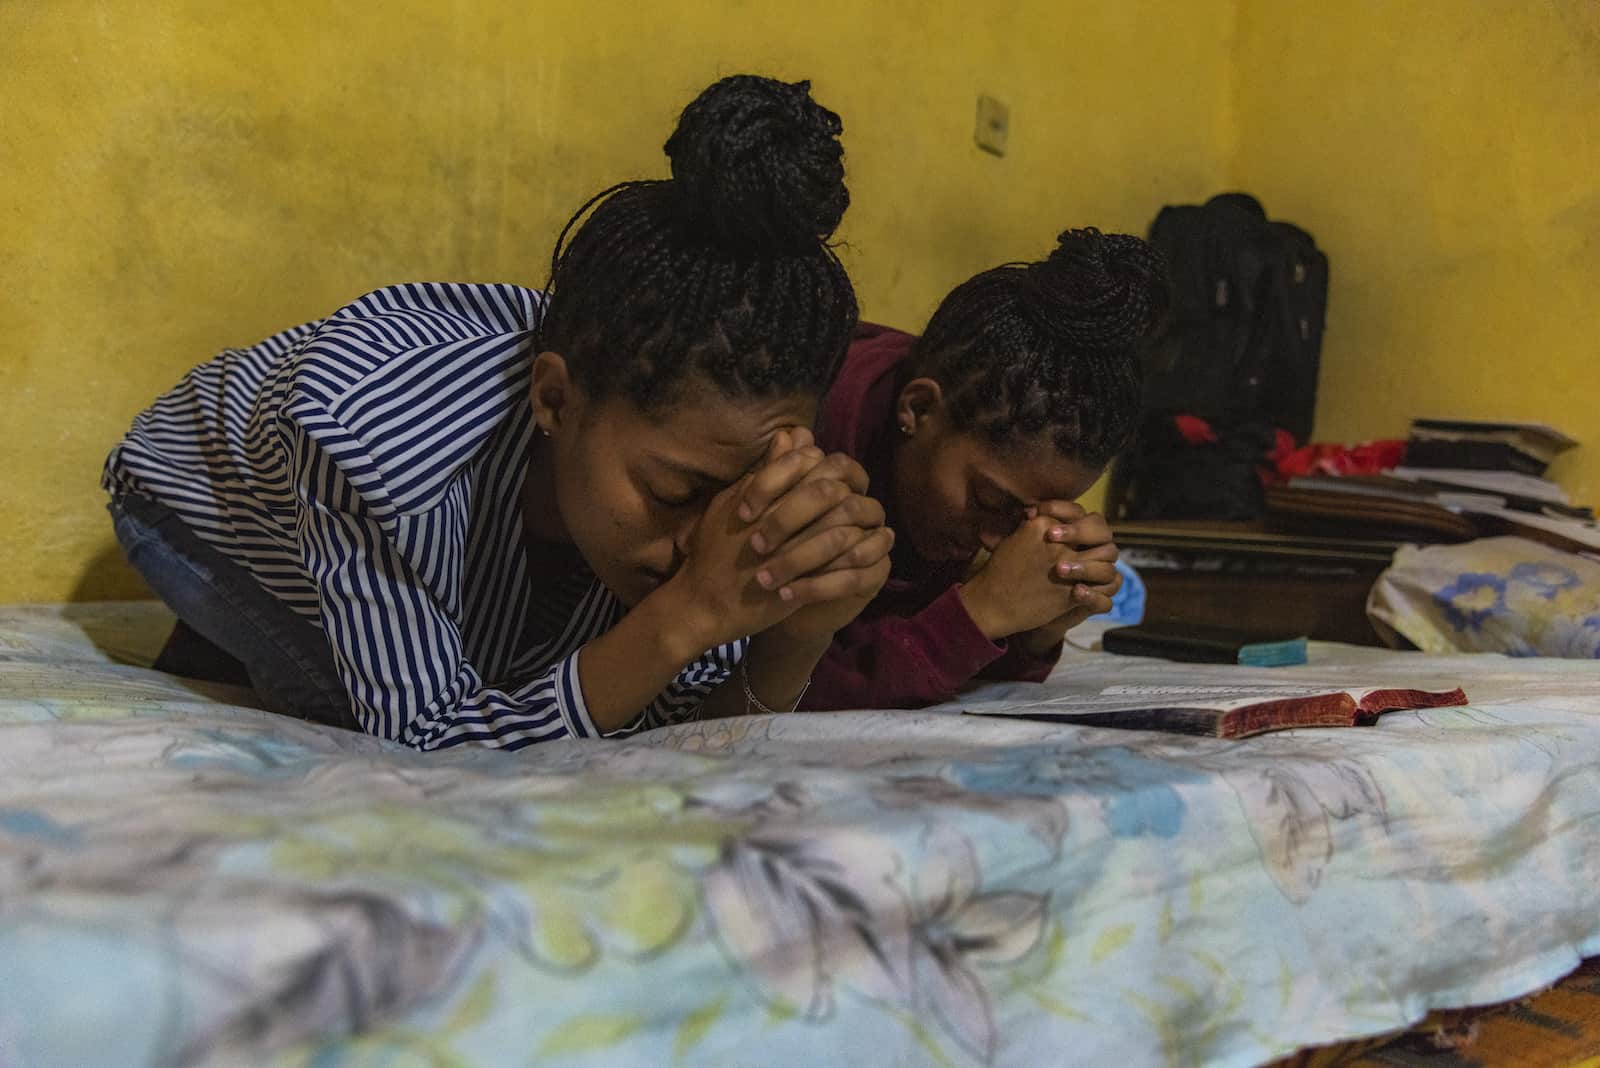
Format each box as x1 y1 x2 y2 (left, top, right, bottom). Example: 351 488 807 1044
804 229 1168 709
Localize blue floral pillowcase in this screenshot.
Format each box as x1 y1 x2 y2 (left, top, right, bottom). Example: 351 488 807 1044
1367 536 1600 658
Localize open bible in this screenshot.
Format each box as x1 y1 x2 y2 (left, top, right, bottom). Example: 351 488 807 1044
965 683 1469 738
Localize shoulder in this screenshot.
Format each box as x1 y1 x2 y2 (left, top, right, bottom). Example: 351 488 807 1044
817 322 917 456
290 283 543 399
851 320 914 348
282 283 544 515
330 283 543 337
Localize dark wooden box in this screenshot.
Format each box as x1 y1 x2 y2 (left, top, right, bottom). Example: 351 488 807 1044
1114 522 1403 647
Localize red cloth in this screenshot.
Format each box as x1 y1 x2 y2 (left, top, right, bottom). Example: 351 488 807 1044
1174 414 1219 445
800 323 1060 711
1267 430 1406 481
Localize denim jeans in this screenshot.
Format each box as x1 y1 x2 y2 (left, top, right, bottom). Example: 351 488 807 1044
108 492 359 731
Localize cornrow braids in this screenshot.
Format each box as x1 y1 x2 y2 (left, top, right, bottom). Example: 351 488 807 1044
535 76 858 411
907 228 1169 467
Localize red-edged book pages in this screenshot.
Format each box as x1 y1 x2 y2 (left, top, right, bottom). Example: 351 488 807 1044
965 684 1469 738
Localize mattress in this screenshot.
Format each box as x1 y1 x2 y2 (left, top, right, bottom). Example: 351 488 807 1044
3 602 1599 1067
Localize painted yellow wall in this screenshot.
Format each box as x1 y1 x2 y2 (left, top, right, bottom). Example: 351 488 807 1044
1228 0 1600 504
2 0 1234 603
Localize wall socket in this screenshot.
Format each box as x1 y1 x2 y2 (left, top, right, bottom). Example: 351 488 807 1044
975 94 1009 156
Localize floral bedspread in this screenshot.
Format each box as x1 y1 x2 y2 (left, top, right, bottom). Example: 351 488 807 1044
3 603 1600 1067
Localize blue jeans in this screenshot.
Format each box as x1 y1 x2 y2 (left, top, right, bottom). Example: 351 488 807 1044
108 493 359 730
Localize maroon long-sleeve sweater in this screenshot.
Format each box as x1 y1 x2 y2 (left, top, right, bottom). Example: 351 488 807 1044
800 323 1060 710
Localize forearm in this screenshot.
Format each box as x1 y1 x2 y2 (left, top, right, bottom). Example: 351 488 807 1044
982 631 1065 682
577 588 714 733
1019 622 1072 658
701 629 831 719
800 588 1008 710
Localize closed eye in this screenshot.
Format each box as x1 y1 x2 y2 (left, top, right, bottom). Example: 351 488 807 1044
974 483 1021 516
644 454 733 511
650 488 702 509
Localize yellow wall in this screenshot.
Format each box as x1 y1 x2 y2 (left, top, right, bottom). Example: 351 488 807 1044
17 2 1591 606
1228 0 1600 504
2 0 1234 603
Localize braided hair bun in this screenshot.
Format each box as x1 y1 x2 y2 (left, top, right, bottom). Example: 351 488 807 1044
910 228 1169 466
1026 228 1170 352
665 75 849 254
536 74 858 411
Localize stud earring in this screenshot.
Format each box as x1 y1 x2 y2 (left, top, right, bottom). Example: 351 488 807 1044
899 421 914 436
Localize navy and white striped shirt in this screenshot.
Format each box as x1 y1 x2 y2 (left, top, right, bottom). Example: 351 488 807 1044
104 283 745 750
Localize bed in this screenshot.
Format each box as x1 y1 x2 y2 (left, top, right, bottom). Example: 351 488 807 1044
3 602 1599 1066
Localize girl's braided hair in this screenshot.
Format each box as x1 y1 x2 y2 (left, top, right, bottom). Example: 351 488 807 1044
908 228 1169 465
535 75 859 411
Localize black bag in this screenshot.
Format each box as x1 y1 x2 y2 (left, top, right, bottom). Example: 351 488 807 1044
1110 414 1275 521
1113 194 1328 521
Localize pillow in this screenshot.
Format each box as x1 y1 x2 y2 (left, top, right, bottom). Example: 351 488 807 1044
1367 536 1600 657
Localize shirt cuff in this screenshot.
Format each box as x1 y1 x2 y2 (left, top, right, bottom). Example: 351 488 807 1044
917 585 1010 683
1001 637 1064 682
557 650 605 739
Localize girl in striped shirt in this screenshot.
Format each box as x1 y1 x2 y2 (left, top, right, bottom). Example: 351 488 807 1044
103 75 890 750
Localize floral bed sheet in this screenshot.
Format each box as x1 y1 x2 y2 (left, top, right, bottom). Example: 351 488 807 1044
3 603 1600 1067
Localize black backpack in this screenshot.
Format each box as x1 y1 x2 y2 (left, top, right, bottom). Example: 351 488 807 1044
1112 194 1329 521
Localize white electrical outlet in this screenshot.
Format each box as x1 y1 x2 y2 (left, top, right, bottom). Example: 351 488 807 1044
975 94 1009 156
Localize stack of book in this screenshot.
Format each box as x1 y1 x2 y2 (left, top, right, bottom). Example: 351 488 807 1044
1403 418 1575 477
1266 419 1597 554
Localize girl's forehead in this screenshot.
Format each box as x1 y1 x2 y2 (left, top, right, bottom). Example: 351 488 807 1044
968 436 1103 503
610 390 816 478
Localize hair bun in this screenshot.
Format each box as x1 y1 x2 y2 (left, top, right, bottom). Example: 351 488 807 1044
1027 227 1170 351
664 75 849 253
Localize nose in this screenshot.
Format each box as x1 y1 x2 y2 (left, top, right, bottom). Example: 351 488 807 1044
667 512 698 574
